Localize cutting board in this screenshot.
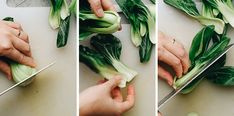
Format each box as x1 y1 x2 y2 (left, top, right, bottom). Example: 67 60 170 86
0 1 76 116
79 24 155 116
159 0 234 116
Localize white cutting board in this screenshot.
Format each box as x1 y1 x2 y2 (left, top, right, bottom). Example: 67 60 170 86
0 1 76 116
79 24 155 116
159 0 234 116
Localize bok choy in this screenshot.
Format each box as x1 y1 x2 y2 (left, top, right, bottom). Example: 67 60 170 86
79 0 120 41
79 34 138 88
173 25 230 91
3 17 37 86
116 0 155 63
164 0 225 34
90 34 138 82
79 45 126 87
49 0 76 48
204 0 234 27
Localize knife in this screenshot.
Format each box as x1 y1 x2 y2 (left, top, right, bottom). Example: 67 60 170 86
158 43 234 109
0 61 56 96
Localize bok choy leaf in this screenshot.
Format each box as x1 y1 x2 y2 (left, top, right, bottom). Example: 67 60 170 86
164 0 225 34
116 0 155 63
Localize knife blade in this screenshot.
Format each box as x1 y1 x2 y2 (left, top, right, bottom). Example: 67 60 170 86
158 43 234 109
0 61 56 96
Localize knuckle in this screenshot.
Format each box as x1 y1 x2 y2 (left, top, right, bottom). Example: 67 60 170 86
173 59 181 66
0 43 12 53
158 46 164 59
25 34 29 41
19 54 25 63
24 46 30 53
15 23 22 29
178 49 186 58
92 0 101 9
4 31 12 38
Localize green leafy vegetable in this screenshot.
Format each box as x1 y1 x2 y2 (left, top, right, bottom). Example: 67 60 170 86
164 0 225 34
206 66 234 86
49 0 74 48
57 16 70 47
173 26 230 90
69 0 77 16
90 34 138 82
79 11 121 40
3 17 14 22
3 17 37 86
116 0 155 63
139 33 153 62
204 0 234 27
189 25 215 64
79 45 127 88
150 0 155 4
11 61 36 86
49 0 63 29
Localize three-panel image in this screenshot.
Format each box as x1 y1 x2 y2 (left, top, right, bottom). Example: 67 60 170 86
0 0 233 116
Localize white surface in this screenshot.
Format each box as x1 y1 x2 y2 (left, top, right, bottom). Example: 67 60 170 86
159 0 234 116
0 1 76 116
79 24 155 116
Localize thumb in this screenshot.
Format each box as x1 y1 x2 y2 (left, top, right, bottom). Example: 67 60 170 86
104 76 122 90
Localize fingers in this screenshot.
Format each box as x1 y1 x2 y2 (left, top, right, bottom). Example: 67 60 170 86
112 87 123 102
163 41 190 74
0 60 12 80
118 85 135 112
101 0 116 11
11 36 31 57
18 31 29 43
2 21 22 30
158 46 183 78
158 65 173 86
104 76 122 90
88 0 104 17
3 21 29 43
7 27 29 43
5 47 36 67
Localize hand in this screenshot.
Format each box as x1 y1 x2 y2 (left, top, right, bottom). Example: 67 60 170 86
158 31 190 86
80 76 135 116
0 20 36 80
88 0 115 17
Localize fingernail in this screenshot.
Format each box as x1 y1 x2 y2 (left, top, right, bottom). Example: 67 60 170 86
97 9 104 17
31 61 37 68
